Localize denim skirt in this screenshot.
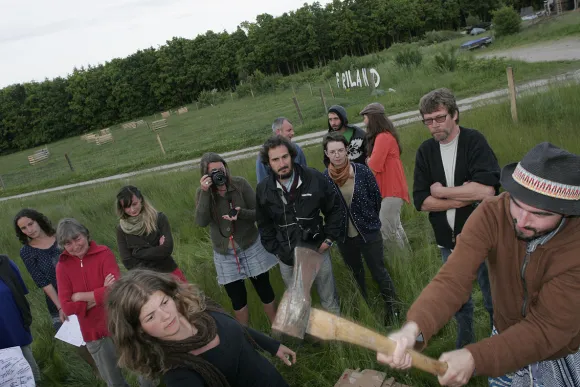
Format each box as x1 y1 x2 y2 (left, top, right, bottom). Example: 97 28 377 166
213 237 278 285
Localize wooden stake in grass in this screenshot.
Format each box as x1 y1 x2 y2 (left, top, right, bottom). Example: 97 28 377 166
507 66 518 123
250 88 255 98
328 81 335 99
64 153 74 171
0 175 5 190
319 88 327 114
156 133 166 155
293 97 305 125
308 83 313 96
366 68 376 94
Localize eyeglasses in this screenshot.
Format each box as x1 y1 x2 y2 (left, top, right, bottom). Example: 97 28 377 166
422 114 448 126
327 148 346 157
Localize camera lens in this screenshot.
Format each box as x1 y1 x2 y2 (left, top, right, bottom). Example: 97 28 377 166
210 169 227 186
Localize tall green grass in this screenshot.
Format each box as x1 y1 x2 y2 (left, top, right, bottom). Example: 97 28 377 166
1 84 579 386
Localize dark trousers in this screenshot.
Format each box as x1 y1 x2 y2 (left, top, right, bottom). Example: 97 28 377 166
440 247 494 349
337 235 398 318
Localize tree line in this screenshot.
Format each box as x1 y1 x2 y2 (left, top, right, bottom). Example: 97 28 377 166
0 0 538 154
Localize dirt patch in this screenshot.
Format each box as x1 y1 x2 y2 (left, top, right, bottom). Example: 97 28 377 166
480 37 580 62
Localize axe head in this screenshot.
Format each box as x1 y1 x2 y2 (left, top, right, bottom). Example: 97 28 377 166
271 246 325 339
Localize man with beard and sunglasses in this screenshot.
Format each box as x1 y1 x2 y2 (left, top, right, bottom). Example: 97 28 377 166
256 135 342 315
378 142 580 387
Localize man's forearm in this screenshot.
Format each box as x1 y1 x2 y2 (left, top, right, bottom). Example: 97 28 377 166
436 182 495 202
421 196 467 212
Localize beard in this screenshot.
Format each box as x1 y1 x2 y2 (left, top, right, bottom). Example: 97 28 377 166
512 219 555 242
277 166 293 180
330 123 343 132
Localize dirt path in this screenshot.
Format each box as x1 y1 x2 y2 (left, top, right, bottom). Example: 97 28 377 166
480 37 580 62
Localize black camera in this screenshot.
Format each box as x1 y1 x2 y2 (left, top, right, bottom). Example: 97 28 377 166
210 169 227 186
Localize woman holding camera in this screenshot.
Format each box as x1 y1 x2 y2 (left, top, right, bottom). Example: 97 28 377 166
195 153 278 326
116 185 187 283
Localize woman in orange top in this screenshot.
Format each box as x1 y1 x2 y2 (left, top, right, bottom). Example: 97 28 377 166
363 103 410 250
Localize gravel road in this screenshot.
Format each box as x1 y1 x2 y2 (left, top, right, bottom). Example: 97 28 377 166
480 37 580 62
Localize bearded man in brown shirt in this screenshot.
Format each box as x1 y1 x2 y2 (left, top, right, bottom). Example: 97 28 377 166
378 142 580 386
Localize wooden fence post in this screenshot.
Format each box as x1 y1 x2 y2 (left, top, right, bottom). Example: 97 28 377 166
64 153 74 171
328 81 335 99
319 88 327 114
366 68 376 94
292 97 305 125
250 88 255 98
308 83 313 96
506 67 518 123
156 133 166 155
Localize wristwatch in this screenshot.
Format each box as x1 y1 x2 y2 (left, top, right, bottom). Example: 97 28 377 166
324 239 334 247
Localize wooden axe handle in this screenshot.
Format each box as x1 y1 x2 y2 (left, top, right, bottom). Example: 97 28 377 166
308 309 448 376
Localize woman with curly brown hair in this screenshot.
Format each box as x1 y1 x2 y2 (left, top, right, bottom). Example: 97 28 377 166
106 269 295 387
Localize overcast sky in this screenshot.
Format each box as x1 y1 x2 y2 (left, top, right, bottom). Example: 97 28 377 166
0 0 331 88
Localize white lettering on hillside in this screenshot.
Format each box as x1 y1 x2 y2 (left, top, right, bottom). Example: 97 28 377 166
335 68 380 89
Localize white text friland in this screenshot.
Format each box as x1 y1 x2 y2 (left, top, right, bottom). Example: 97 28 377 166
336 68 381 89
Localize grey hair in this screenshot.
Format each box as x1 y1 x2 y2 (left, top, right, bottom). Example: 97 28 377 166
272 117 291 133
56 218 90 248
419 88 459 124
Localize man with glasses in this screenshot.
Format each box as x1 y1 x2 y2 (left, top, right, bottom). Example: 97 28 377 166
412 88 500 349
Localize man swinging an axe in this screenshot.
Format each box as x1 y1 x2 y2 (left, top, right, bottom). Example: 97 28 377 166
379 143 580 386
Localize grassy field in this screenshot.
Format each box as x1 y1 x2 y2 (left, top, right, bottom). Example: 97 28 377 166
487 10 580 51
1 22 580 196
1 84 579 386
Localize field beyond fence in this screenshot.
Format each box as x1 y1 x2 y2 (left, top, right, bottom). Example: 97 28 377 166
1 37 580 197
0 84 579 386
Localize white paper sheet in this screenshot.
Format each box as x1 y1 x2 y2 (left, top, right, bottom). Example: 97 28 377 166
54 315 86 347
0 346 35 387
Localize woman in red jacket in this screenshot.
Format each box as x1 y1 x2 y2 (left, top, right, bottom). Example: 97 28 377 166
362 103 410 251
55 218 129 387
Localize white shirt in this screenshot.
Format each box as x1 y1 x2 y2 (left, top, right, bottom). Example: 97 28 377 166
440 134 459 231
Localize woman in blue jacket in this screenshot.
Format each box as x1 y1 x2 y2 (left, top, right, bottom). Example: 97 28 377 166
0 254 41 383
322 133 398 325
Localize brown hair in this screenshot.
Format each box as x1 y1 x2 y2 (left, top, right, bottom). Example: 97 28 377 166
106 270 206 378
419 88 459 124
365 113 402 156
322 132 349 152
259 135 297 166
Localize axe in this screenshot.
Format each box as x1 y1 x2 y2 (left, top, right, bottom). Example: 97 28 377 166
272 247 448 377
